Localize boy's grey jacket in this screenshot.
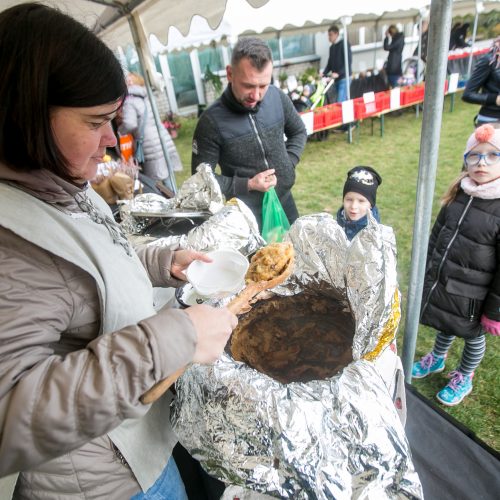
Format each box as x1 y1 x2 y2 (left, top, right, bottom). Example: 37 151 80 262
191 84 307 215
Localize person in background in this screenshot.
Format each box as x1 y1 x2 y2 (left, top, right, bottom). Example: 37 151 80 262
383 25 405 88
336 166 382 241
321 24 352 103
0 3 237 498
413 19 429 64
449 22 470 50
413 124 500 406
119 72 183 187
191 37 307 229
463 37 500 127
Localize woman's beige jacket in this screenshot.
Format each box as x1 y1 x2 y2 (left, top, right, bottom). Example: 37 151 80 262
0 164 197 498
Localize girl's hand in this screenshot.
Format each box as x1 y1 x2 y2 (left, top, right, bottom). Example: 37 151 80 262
480 314 500 336
171 249 212 280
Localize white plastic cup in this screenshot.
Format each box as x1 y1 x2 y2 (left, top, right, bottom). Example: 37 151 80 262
186 249 249 298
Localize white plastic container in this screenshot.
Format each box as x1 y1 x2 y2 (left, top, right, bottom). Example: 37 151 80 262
186 249 249 298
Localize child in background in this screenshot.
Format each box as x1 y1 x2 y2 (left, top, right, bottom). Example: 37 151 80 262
413 124 500 406
337 166 382 240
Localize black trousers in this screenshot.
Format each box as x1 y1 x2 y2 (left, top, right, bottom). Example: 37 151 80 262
173 443 226 500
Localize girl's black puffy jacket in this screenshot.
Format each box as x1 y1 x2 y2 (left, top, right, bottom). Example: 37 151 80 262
462 54 500 120
420 189 500 339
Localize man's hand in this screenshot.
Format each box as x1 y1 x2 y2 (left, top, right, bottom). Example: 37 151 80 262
171 249 212 280
248 169 277 192
331 72 339 79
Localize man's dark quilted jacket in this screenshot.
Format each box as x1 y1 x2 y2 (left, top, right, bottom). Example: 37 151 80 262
191 84 306 217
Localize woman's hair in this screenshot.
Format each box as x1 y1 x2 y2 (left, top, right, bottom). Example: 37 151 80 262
441 172 468 206
388 25 399 36
490 36 500 69
0 3 127 178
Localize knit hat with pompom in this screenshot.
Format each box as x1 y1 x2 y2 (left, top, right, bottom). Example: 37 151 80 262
343 166 382 207
464 124 500 155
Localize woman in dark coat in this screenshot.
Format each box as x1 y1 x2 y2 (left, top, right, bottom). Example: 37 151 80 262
383 25 405 87
462 37 500 127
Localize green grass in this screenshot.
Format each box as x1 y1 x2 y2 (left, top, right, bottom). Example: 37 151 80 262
171 97 499 450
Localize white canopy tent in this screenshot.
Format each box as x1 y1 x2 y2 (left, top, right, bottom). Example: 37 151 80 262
5 0 497 52
135 0 500 54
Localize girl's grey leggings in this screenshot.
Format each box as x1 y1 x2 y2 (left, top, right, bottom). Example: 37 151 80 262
432 332 486 375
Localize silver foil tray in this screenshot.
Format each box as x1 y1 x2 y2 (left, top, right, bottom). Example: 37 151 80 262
130 210 211 219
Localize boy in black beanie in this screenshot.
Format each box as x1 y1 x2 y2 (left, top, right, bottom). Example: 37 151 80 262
336 166 382 240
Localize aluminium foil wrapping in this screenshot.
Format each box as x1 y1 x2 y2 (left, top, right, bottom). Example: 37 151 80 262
151 198 265 257
171 213 422 498
119 163 223 234
175 163 224 213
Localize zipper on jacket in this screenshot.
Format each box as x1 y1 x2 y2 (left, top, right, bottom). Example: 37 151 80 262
421 195 474 317
249 114 270 170
469 299 477 322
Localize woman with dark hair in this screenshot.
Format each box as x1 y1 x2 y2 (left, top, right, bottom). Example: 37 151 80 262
383 25 405 88
449 22 470 50
0 3 237 498
462 37 500 127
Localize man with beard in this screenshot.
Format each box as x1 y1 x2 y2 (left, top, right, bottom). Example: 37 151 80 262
191 37 307 228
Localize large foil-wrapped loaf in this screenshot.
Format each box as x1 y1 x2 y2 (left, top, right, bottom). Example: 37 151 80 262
172 213 422 499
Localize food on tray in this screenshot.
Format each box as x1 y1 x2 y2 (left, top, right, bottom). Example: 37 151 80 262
245 242 294 283
230 292 354 384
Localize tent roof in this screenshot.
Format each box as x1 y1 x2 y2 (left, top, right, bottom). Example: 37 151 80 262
134 0 500 54
3 0 500 54
0 0 270 49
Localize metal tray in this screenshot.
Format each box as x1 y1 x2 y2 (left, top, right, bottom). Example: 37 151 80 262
130 210 211 219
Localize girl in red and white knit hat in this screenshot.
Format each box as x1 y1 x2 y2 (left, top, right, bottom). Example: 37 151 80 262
413 124 500 405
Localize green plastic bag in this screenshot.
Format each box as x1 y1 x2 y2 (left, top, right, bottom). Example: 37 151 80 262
261 187 290 243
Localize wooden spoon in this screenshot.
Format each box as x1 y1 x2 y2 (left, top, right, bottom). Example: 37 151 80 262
140 242 294 405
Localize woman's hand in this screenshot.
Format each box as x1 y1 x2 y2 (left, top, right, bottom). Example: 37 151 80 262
171 249 212 280
185 305 238 364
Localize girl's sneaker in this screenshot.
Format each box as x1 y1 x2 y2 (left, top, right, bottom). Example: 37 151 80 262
411 352 445 379
436 371 473 406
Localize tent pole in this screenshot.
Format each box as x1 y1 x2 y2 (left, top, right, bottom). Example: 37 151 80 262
127 13 178 192
467 2 481 78
372 20 379 71
278 32 284 67
341 17 352 143
402 0 453 384
417 16 423 84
